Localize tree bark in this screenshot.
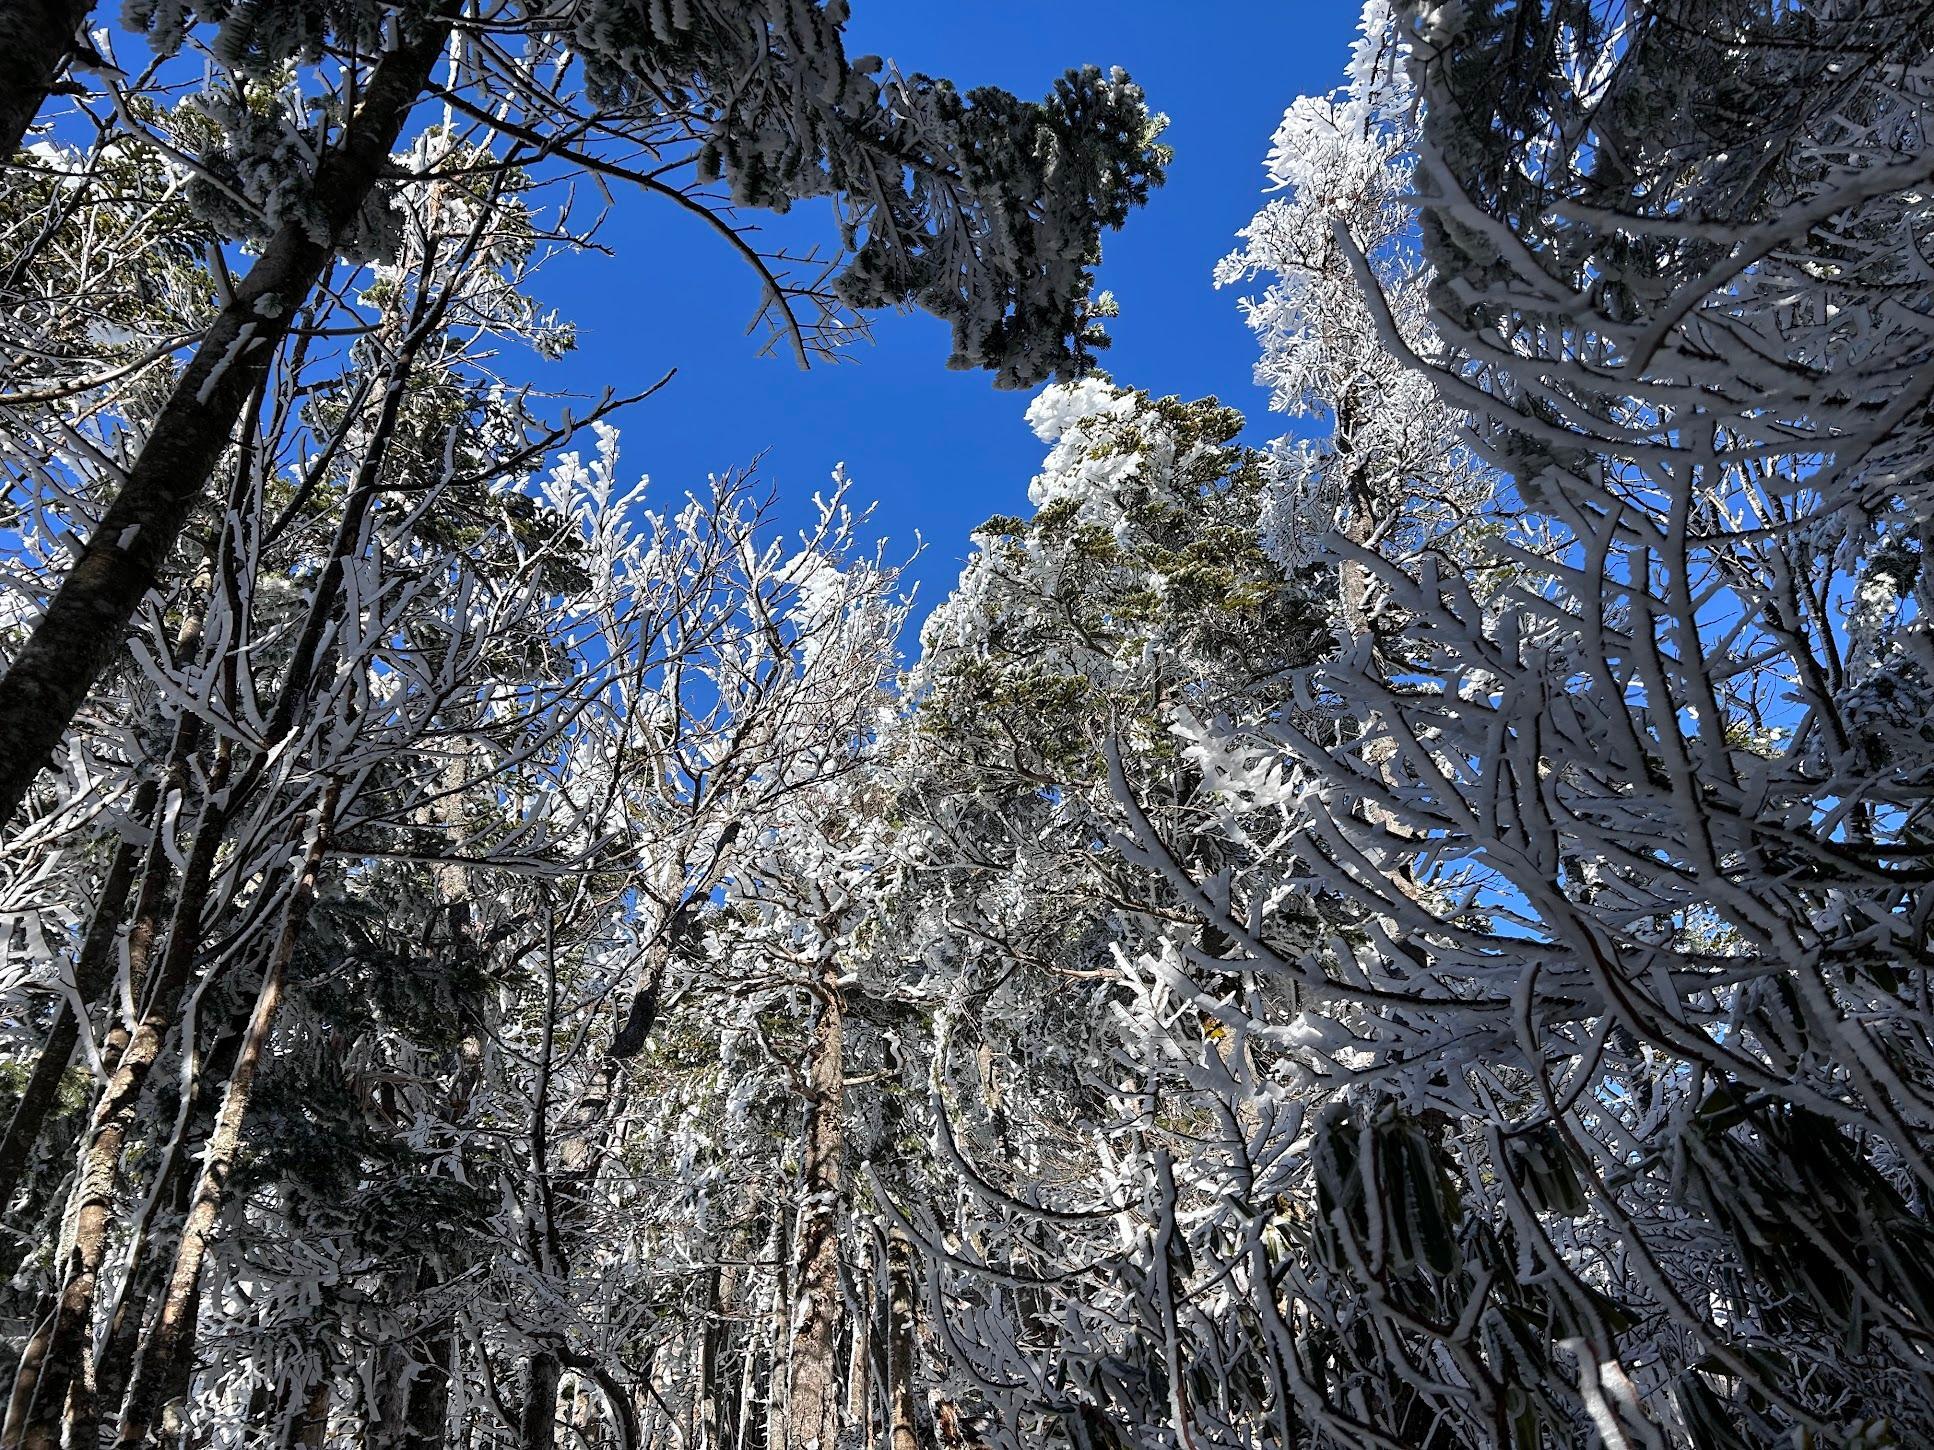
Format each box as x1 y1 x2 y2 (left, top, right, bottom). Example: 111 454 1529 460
295 1378 331 1449
886 1230 923 1450
388 803 472 1450
0 775 157 1220
696 1263 729 1450
401 1301 452 1450
846 1261 869 1436
85 1052 215 1449
520 1351 559 1450
785 972 846 1449
110 785 337 1449
0 6 454 833
0 0 95 160
764 1208 791 1450
3 737 231 1450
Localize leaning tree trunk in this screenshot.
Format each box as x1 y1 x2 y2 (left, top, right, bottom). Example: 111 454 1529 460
84 1008 249 1447
0 5 454 833
3 738 231 1450
110 784 337 1450
0 781 149 1219
0 591 209 1223
0 0 95 160
785 965 847 1449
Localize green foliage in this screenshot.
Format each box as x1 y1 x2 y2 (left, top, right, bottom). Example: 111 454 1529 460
916 386 1328 786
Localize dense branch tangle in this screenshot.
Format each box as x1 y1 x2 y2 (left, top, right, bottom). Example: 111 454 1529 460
1116 3 1934 1445
883 7 1934 1448
0 8 1166 1444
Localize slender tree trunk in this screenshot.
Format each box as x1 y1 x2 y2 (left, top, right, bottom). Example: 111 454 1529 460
296 1378 331 1449
0 784 150 1217
86 987 256 1443
400 1263 452 1450
764 1208 791 1450
885 1231 922 1450
785 973 847 1449
1 587 213 1438
86 1081 207 1447
0 591 213 1221
846 1260 869 1442
696 1264 730 1450
110 786 337 1449
0 0 95 159
0 1311 53 1450
565 1357 640 1450
520 1352 560 1450
397 786 474 1450
1334 425 1412 838
0 7 454 832
733 1292 760 1450
4 737 231 1450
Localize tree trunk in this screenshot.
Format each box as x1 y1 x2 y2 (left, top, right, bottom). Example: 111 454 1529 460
845 1262 869 1445
696 1263 733 1450
764 1208 791 1450
87 1075 207 1447
0 0 94 159
3 603 211 1437
733 1294 761 1450
0 779 150 1219
400 1271 452 1450
384 769 472 1450
784 974 847 1449
111 784 337 1450
520 1351 559 1450
0 6 454 832
885 1230 922 1450
3 737 231 1450
0 639 206 1219
294 1378 331 1449
85 1004 251 1445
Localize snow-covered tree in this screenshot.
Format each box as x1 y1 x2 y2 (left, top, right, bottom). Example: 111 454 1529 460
0 0 1170 835
1104 2 1934 1444
866 379 1347 1447
11 3 1932 1447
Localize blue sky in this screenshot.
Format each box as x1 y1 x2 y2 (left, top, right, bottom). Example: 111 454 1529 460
538 4 1364 630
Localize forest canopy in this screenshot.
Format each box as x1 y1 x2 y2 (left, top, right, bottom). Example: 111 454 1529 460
2 2 1932 1448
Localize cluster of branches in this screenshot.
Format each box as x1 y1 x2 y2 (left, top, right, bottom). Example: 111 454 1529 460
892 4 1934 1448
0 2 1166 1447
11 1 1934 1449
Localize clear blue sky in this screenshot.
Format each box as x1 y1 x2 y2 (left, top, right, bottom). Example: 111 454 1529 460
539 4 1363 627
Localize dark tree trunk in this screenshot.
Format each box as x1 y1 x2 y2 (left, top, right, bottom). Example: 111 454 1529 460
696 1263 734 1450
400 1255 452 1450
0 7 454 832
521 1352 560 1450
294 1377 330 1448
0 0 95 159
